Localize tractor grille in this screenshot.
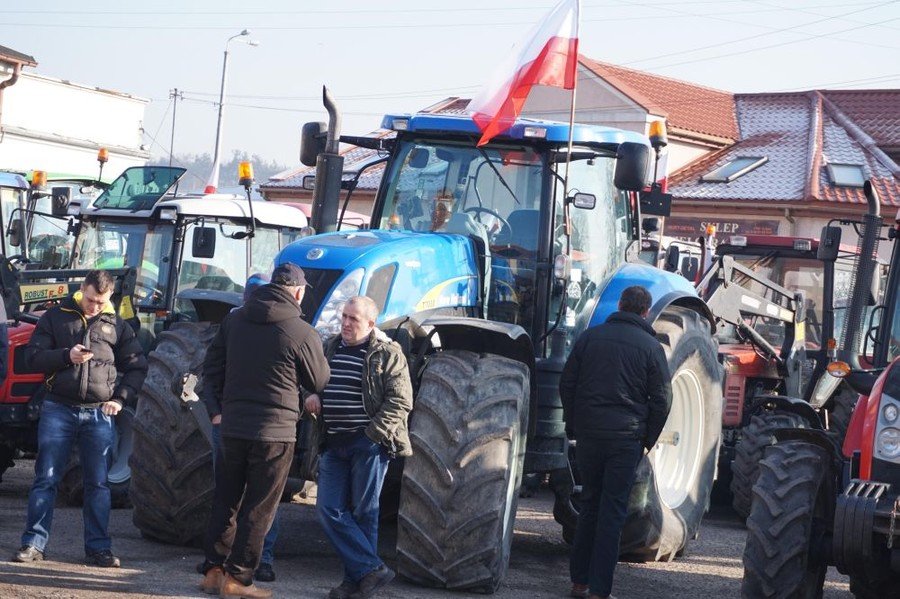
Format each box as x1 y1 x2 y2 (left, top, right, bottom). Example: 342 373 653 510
299 268 343 324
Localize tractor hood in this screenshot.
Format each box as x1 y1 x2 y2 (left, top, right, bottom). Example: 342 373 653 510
275 230 480 332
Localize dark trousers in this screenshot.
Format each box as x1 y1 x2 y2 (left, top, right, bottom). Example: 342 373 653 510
204 436 294 584
570 437 643 597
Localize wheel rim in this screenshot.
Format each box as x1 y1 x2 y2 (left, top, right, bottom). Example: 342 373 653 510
108 405 135 485
653 368 704 509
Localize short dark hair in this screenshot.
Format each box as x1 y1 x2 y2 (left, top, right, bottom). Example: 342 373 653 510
619 285 652 315
84 270 115 294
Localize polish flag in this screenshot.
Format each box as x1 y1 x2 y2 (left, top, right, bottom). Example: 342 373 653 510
204 162 220 194
468 0 580 147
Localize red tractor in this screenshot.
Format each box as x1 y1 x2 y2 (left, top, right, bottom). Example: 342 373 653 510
696 226 878 519
742 181 899 598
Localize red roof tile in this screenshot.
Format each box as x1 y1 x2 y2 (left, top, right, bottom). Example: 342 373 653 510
578 56 738 141
824 90 900 148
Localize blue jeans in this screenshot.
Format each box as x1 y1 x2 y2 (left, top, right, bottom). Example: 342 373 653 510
22 399 115 554
211 424 279 565
570 437 644 597
316 431 390 583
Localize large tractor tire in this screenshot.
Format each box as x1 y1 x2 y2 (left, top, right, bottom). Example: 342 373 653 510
741 440 830 598
827 384 858 448
730 411 809 520
396 350 529 593
616 306 723 561
129 322 217 546
58 406 135 508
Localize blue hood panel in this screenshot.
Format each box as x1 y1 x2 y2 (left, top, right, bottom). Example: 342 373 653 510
589 262 699 328
275 230 480 322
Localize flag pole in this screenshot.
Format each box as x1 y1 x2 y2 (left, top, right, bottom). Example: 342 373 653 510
562 0 581 251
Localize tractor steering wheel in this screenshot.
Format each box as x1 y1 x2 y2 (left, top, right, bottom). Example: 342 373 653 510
464 206 511 239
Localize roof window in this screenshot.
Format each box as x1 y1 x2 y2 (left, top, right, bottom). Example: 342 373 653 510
826 163 866 188
701 156 767 183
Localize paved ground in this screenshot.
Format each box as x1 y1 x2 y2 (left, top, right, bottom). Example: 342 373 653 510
0 460 850 598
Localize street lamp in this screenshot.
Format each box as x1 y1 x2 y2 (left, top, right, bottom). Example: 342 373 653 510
206 29 259 193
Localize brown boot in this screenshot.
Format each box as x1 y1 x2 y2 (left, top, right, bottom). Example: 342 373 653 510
219 572 272 599
199 566 224 594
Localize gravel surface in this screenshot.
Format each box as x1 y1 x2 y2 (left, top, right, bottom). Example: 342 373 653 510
0 459 850 598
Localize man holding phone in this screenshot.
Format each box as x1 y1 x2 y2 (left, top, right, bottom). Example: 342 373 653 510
12 270 147 568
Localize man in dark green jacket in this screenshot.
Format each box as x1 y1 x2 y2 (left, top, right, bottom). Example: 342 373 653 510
305 295 412 599
14 270 147 568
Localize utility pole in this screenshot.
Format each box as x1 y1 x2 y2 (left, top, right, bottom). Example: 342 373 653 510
168 88 183 167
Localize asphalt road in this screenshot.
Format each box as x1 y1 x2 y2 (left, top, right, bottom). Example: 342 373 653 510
0 460 850 598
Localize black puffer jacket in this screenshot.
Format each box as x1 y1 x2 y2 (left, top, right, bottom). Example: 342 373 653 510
204 283 331 443
559 311 672 449
25 293 148 408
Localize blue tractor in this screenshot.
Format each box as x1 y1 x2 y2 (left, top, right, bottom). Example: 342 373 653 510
280 96 724 593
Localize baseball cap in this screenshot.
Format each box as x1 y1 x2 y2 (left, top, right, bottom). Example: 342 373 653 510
243 272 270 302
271 262 308 287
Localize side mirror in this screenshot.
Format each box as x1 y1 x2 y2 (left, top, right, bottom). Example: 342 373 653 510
409 148 430 169
817 225 842 261
614 142 651 191
300 122 327 167
642 217 660 233
570 192 596 210
51 186 71 217
7 218 23 248
663 244 680 273
191 226 217 259
302 175 316 191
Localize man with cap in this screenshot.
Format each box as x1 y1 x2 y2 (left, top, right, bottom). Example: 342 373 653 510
199 263 331 598
201 273 281 583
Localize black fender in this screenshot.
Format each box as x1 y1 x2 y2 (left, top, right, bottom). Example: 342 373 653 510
420 316 537 437
650 291 716 335
772 427 843 467
175 289 242 325
748 394 826 430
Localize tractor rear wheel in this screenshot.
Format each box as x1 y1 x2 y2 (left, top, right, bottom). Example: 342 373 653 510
129 322 217 546
741 440 830 598
730 411 809 520
58 406 135 508
396 350 529 593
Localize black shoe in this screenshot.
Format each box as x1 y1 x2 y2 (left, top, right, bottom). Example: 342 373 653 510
12 545 44 563
254 562 276 582
328 580 358 599
85 549 120 568
348 565 394 599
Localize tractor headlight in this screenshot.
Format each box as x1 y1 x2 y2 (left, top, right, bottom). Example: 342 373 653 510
876 427 900 460
313 268 364 339
883 403 899 424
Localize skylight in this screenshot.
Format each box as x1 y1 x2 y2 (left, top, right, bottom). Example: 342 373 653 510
826 163 866 188
701 156 768 183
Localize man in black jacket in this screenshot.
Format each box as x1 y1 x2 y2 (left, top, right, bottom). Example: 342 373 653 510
13 270 147 568
560 285 672 599
199 262 330 599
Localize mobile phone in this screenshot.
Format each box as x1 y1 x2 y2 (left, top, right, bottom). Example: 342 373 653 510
78 347 92 354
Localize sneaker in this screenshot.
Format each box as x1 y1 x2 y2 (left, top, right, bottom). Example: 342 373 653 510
328 580 358 599
348 565 395 599
85 549 121 568
12 545 44 563
254 562 276 582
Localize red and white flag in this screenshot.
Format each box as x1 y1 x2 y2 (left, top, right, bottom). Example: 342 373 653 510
468 0 580 147
204 162 220 194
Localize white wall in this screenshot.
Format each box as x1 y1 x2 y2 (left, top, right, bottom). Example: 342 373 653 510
0 72 149 175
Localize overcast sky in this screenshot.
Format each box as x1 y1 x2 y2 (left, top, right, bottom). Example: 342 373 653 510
2 0 898 169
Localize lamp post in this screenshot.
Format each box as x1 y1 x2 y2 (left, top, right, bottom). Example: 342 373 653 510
206 29 259 193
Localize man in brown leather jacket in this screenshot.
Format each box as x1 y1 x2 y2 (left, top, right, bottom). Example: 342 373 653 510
305 295 412 599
